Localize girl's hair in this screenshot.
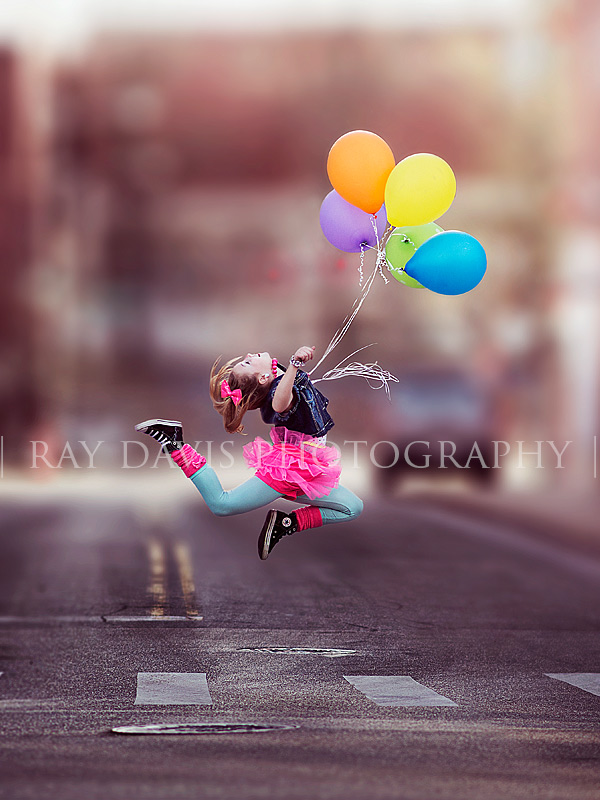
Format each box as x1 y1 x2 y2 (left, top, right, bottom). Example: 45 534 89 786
209 356 272 434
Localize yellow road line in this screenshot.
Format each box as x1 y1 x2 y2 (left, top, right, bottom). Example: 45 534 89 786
173 542 202 620
147 539 167 618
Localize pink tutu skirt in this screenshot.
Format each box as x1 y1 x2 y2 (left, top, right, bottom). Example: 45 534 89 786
243 426 341 500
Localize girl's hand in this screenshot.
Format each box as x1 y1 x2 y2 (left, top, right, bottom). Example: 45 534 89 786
293 346 316 364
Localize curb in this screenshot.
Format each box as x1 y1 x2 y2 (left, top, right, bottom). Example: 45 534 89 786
404 489 600 561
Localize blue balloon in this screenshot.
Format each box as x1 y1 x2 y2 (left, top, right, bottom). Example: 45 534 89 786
404 231 487 295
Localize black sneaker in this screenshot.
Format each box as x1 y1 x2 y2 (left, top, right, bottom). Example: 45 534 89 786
134 419 184 453
258 510 298 560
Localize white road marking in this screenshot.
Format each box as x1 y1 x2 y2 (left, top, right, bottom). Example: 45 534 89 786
112 722 299 735
344 676 457 707
0 616 104 625
147 539 167 617
104 616 203 625
545 673 600 697
173 541 202 620
134 672 213 705
237 647 356 658
0 616 202 626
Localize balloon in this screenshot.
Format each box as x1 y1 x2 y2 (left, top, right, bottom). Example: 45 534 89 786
404 231 487 295
319 191 387 253
385 153 456 227
327 130 395 214
386 223 444 288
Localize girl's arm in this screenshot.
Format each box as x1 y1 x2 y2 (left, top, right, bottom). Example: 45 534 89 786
271 346 315 413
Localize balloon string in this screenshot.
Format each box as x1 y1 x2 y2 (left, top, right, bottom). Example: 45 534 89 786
358 244 365 286
370 216 389 284
309 260 380 378
381 224 394 251
371 215 380 249
400 234 418 253
309 223 399 394
311 345 399 399
385 232 417 279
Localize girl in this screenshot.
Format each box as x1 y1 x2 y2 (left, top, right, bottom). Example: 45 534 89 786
135 347 363 560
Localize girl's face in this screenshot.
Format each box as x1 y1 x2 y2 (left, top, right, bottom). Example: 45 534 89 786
231 352 273 384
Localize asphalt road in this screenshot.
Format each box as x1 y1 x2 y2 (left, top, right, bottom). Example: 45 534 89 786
0 489 599 800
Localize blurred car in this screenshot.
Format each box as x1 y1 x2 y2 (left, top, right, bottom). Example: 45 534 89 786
370 364 498 493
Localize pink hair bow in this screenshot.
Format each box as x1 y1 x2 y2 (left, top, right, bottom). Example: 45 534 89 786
221 380 242 406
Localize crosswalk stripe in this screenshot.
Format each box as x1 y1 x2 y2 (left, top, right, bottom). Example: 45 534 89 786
344 676 457 707
134 672 213 705
545 673 600 697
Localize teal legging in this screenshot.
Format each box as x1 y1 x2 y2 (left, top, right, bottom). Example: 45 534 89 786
189 465 363 525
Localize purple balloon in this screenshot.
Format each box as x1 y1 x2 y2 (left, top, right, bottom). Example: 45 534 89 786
320 190 387 253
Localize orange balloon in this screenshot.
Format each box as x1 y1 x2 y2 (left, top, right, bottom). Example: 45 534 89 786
327 130 395 214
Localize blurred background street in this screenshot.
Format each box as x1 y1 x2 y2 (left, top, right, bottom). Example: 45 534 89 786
0 0 599 797
0 0 598 494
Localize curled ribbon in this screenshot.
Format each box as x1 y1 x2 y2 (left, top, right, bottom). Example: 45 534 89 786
221 380 242 406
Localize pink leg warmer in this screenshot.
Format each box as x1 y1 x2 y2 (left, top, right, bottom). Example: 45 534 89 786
295 505 323 531
170 444 206 478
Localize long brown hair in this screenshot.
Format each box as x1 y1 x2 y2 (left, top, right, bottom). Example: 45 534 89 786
209 356 272 434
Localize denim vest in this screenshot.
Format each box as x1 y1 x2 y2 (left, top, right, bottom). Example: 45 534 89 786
260 366 334 438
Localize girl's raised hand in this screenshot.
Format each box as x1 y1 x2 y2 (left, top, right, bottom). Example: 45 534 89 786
293 346 316 364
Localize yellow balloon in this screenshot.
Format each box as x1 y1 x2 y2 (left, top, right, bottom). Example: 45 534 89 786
384 153 456 227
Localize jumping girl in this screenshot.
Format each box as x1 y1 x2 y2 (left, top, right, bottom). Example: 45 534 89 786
135 347 363 560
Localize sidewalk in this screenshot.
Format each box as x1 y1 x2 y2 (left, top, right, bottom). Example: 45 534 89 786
401 483 600 560
1 470 598 560
0 460 369 507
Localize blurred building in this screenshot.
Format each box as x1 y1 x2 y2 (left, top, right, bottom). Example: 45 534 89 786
549 0 600 486
42 30 550 407
0 48 38 459
1 11 591 487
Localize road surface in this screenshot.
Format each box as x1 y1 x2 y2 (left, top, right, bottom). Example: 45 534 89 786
0 488 599 799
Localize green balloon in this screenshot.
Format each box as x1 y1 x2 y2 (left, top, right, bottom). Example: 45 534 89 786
386 223 444 288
